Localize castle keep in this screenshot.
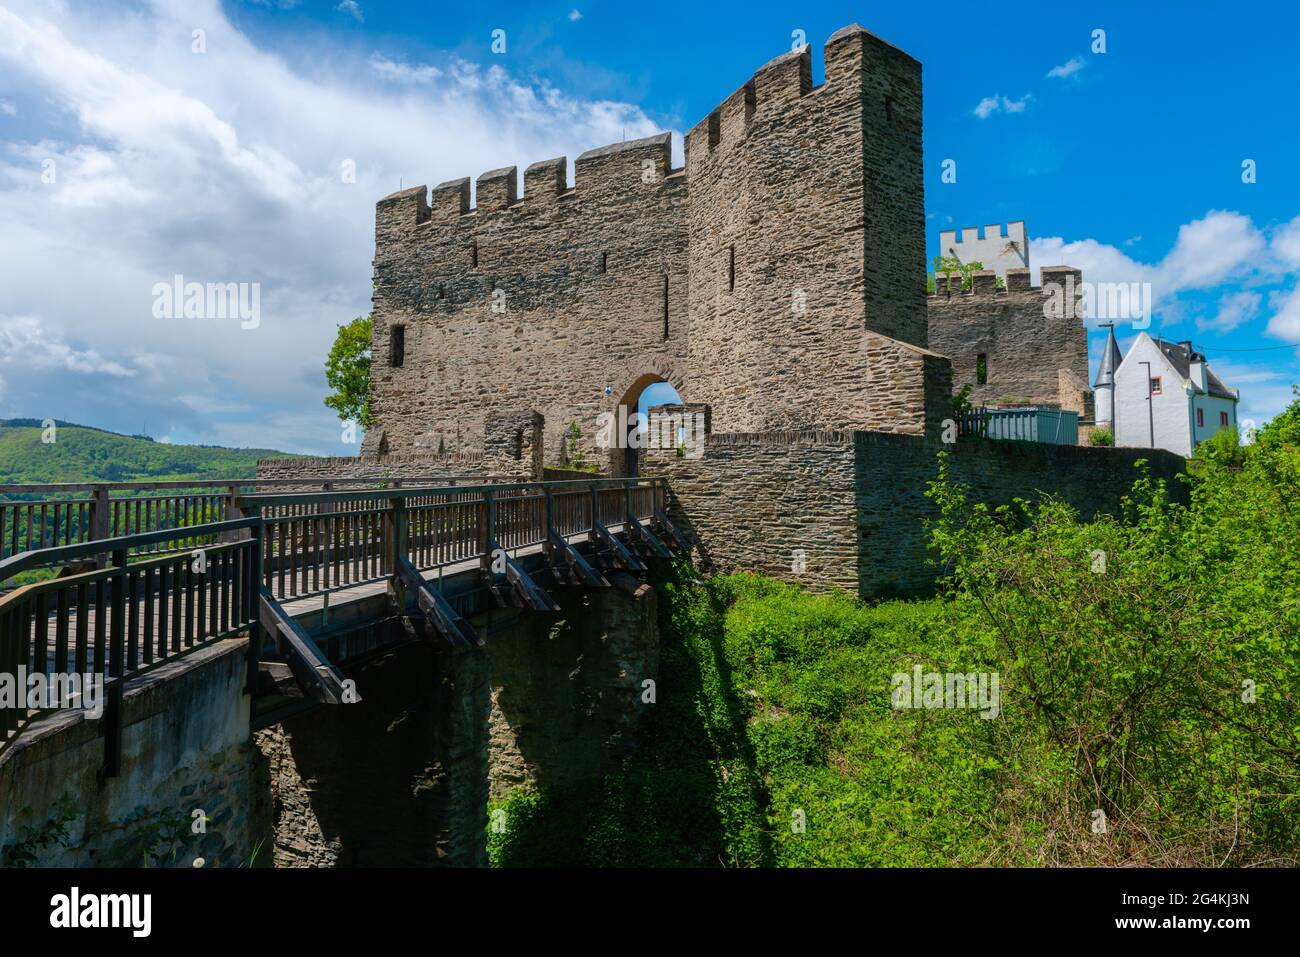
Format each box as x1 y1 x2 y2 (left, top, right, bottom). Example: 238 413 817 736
366 25 950 472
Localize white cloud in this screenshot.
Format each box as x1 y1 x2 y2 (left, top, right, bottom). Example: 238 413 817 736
973 93 1032 119
1034 210 1265 305
0 314 136 376
1199 290 1261 334
1265 286 1300 343
1046 57 1085 80
1272 213 1300 269
0 100 15 116
0 0 665 453
369 54 441 85
336 1 363 23
568 9 583 21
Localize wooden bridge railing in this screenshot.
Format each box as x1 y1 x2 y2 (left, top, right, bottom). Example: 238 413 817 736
0 475 506 563
0 477 666 767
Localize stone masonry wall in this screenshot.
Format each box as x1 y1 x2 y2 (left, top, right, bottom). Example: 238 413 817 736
927 266 1089 410
372 131 688 472
647 430 1186 599
0 640 270 868
255 454 488 486
684 26 935 436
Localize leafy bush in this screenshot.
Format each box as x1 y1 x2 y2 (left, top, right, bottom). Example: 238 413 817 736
489 392 1300 867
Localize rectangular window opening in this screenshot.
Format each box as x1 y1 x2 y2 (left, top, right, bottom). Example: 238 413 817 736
1196 407 1204 428
471 242 479 268
728 245 735 292
600 252 608 274
1150 376 1162 395
390 325 405 368
662 274 669 340
1220 411 1230 427
976 353 987 385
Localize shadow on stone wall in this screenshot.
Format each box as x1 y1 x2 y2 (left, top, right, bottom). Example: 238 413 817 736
257 580 660 868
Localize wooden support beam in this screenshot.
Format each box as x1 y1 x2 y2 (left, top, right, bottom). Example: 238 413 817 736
592 521 646 573
655 509 692 552
487 541 560 611
627 514 672 559
548 528 609 588
396 558 481 649
259 589 350 704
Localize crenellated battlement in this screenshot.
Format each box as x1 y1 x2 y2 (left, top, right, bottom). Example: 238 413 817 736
376 132 681 237
929 265 1082 298
685 23 920 168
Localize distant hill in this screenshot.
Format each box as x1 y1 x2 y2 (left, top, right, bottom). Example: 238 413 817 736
0 419 303 485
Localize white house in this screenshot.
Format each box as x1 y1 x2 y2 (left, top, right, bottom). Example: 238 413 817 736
1110 332 1240 456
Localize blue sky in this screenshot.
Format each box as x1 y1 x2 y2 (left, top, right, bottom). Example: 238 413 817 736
1 0 1297 452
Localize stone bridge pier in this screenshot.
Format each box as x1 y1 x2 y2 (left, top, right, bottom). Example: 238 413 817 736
256 579 659 867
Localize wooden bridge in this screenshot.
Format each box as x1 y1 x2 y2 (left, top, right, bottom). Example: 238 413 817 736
0 476 687 772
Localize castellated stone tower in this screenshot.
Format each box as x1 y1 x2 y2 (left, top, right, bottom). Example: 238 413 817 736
685 25 946 435
367 24 951 473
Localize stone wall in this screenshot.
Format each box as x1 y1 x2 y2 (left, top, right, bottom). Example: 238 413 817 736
649 432 861 594
0 640 270 868
371 130 689 472
647 429 1186 599
254 583 658 867
927 266 1089 411
369 24 950 469
684 26 936 436
255 454 488 486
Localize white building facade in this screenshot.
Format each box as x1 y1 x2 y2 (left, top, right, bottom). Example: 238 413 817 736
1112 334 1240 456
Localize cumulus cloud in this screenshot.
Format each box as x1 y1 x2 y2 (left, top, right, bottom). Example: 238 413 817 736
1272 213 1300 269
1265 286 1300 343
0 314 136 377
1033 210 1266 306
0 0 665 453
1199 290 1262 334
336 1 363 23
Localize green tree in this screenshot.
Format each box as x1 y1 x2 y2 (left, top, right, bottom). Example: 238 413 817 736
324 315 374 429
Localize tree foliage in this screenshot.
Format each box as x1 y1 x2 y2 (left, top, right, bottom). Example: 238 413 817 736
323 315 374 430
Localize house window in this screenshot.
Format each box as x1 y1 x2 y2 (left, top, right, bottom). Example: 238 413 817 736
976 353 988 385
389 325 405 368
600 252 608 274
1150 376 1162 395
1220 411 1230 427
1196 408 1204 428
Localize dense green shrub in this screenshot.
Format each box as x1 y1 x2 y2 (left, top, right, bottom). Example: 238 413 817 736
489 394 1300 867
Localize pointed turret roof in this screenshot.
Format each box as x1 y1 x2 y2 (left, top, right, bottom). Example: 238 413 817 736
1094 324 1122 388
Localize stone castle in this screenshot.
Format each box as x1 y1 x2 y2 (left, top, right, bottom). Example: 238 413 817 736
359 24 1096 473
258 23 1175 599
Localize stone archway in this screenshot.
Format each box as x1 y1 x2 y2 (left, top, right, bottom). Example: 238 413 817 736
606 369 684 477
